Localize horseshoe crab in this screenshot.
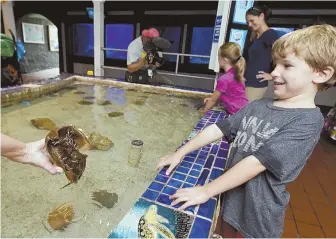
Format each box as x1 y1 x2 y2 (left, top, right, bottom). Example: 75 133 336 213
88 132 114 151
97 100 112 106
74 91 86 95
108 112 124 118
31 118 57 131
45 126 91 188
91 190 118 208
77 99 94 105
133 100 145 106
47 203 74 231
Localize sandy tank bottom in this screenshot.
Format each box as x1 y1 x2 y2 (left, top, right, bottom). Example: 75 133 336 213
1 83 203 238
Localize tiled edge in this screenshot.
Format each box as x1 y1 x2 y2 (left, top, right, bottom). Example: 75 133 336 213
109 109 231 238
1 76 76 107
75 76 212 99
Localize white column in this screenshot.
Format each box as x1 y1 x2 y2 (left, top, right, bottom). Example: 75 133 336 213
2 0 17 39
93 0 104 76
209 0 232 76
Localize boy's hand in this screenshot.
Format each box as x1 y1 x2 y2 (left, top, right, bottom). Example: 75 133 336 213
256 71 273 82
156 152 183 175
170 185 210 211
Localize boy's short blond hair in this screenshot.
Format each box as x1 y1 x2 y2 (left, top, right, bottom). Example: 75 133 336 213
272 24 336 90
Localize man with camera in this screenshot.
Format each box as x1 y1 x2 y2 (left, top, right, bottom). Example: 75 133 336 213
126 28 173 85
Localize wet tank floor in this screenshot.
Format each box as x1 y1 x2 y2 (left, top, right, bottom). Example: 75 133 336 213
1 83 203 237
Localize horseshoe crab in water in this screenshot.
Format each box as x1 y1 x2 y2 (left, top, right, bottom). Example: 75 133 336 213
96 100 112 106
74 91 86 95
83 96 95 100
45 203 74 231
91 190 118 209
31 118 57 131
88 132 114 151
45 126 91 189
108 112 124 118
77 99 94 105
133 100 145 106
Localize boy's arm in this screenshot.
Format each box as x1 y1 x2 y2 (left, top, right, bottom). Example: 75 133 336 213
176 124 224 157
204 91 221 112
157 124 224 175
157 101 255 174
205 155 266 197
171 155 266 210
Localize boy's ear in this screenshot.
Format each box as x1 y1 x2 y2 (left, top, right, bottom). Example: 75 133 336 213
313 66 335 84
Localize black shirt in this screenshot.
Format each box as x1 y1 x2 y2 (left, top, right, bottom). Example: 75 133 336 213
244 29 279 88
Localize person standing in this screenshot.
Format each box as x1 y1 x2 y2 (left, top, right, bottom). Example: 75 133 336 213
244 5 280 101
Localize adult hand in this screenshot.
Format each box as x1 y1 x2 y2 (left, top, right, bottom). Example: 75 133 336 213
170 185 210 211
204 98 210 104
256 71 273 82
156 152 183 175
23 139 63 175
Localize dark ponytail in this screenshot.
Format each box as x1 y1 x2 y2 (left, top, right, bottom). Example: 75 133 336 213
246 5 272 21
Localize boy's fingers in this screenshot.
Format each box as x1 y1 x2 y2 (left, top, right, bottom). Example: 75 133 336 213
166 166 173 175
179 201 195 211
170 189 188 200
166 163 177 175
171 197 189 206
156 157 167 170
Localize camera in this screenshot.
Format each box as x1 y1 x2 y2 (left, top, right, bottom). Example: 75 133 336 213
142 37 171 66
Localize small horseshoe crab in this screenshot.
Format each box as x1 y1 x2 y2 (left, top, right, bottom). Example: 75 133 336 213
42 203 84 232
45 126 91 188
46 203 74 231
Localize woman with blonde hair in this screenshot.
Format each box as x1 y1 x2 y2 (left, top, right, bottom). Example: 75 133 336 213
204 42 248 115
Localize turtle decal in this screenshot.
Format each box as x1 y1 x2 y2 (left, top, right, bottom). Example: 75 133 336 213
138 205 175 239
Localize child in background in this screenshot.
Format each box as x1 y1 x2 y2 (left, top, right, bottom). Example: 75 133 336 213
204 42 248 115
156 24 336 238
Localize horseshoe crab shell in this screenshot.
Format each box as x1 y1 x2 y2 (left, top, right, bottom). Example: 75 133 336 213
45 126 91 187
47 203 74 230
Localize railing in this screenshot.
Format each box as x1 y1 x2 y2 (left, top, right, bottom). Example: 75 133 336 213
101 47 214 80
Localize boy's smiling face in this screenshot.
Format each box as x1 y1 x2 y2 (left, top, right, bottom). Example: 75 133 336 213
271 53 323 100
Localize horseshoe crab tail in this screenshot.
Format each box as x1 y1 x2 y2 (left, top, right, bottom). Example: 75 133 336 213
60 182 72 189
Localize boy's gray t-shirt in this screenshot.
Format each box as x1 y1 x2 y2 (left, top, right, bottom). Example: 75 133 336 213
216 99 324 238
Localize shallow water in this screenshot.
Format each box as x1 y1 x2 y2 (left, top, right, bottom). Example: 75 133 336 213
1 83 202 237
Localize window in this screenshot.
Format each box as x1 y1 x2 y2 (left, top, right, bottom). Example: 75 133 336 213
232 0 254 25
105 24 134 60
190 27 214 64
228 28 248 54
151 26 181 62
73 23 94 57
271 27 294 37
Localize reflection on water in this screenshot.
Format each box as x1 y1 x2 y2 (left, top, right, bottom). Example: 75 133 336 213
1 83 202 237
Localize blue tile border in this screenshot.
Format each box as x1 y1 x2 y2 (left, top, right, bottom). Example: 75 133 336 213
109 109 231 238
189 217 212 238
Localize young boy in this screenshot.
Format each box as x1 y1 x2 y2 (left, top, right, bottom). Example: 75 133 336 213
156 24 336 238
